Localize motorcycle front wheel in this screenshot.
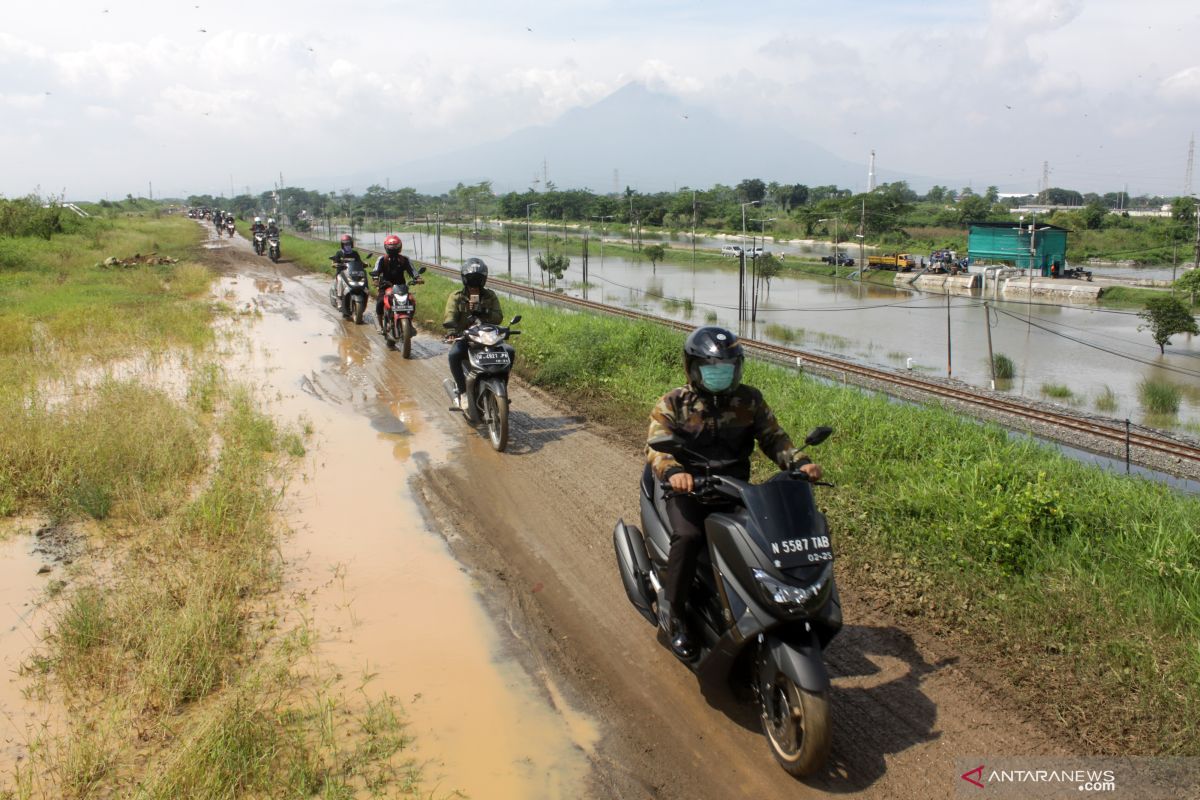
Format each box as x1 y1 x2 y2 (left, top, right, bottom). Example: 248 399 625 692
760 672 830 778
401 318 413 359
352 296 364 324
483 389 508 452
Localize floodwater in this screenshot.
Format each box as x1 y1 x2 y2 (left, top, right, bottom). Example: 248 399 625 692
219 270 597 798
318 226 1200 431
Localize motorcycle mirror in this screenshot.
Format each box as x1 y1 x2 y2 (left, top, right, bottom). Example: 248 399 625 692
646 434 684 455
509 315 522 325
804 426 834 447
417 266 427 275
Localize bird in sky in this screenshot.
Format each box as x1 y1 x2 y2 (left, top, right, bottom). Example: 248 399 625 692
526 26 533 31
199 28 206 33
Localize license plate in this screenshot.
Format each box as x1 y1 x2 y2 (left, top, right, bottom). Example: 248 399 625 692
394 304 413 312
476 351 510 365
770 535 833 565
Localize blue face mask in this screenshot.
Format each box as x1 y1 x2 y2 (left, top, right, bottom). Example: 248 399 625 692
699 363 736 392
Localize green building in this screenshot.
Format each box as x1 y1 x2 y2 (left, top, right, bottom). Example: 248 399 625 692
967 221 1069 277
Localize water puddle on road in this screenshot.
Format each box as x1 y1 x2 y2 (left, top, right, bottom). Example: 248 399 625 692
219 270 597 798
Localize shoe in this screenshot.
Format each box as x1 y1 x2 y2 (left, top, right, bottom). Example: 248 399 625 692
667 617 698 662
457 394 469 412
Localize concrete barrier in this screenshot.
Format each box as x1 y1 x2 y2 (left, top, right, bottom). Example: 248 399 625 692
1000 277 1103 300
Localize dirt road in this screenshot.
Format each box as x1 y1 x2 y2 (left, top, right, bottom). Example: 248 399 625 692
206 237 1064 799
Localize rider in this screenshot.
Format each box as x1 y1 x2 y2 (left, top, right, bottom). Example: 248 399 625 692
371 234 419 333
265 217 280 237
443 257 502 411
250 216 266 236
331 234 371 313
646 326 822 661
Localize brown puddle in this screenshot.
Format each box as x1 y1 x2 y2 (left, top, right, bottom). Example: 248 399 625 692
0 523 56 768
218 271 598 798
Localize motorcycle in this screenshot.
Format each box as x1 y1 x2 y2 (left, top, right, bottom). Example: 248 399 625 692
380 268 426 358
267 234 280 262
224 219 236 238
253 231 266 255
441 315 522 452
612 426 839 778
328 257 370 323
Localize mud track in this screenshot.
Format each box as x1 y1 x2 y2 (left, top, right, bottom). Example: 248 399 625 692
205 240 1065 799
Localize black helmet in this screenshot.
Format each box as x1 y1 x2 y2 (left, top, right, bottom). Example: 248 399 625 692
461 257 488 290
683 326 744 395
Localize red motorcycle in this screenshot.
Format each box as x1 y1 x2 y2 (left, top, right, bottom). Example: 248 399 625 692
380 267 426 358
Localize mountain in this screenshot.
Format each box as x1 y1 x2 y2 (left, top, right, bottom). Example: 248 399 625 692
337 82 924 194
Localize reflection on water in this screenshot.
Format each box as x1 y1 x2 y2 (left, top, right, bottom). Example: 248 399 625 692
314 229 1200 430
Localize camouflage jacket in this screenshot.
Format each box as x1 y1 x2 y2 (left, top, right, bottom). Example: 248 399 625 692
443 288 502 332
646 384 802 481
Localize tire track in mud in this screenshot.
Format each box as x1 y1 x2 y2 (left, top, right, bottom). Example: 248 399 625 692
212 243 1065 799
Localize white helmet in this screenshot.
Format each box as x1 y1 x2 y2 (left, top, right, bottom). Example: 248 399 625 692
254 216 262 223
267 217 275 225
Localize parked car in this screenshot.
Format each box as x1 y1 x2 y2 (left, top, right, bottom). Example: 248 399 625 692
720 244 743 257
821 253 855 266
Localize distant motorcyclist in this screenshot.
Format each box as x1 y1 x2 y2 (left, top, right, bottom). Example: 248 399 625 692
266 217 280 237
331 234 371 309
250 216 266 236
646 326 822 661
371 234 419 334
443 257 502 410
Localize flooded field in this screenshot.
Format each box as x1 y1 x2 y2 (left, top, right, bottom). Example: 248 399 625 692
318 227 1200 432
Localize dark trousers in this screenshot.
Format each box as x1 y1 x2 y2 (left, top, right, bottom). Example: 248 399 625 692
664 494 733 614
448 339 468 393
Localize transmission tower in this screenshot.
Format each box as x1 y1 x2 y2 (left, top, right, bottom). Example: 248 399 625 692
867 150 876 192
613 169 619 196
1184 134 1195 196
1040 161 1050 202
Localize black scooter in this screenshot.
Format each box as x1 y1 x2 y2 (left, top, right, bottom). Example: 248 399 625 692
613 426 840 777
441 315 521 452
253 231 266 255
329 256 369 323
267 234 280 262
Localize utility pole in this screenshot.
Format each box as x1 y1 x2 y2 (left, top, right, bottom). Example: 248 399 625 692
691 190 697 302
859 199 866 281
946 290 953 378
984 301 996 390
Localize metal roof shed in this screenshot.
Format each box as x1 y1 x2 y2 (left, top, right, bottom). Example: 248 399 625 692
967 221 1069 276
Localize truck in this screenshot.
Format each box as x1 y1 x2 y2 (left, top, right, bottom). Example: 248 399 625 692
867 253 916 271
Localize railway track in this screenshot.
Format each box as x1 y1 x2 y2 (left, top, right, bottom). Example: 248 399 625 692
371 248 1200 468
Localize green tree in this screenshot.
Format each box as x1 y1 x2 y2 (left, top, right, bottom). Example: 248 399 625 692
1079 201 1107 230
643 243 666 269
1138 296 1199 353
984 186 999 203
1175 268 1200 305
536 252 570 288
1170 196 1196 225
736 178 767 203
956 194 991 225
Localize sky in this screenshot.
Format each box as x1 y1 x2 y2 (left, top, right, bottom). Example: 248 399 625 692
2 0 1198 200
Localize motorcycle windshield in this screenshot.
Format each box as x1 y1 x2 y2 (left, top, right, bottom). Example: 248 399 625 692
721 476 830 569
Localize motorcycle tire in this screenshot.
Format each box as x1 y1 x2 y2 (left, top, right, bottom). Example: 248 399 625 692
270 250 279 263
483 389 508 452
760 672 830 778
401 319 413 359
352 297 364 325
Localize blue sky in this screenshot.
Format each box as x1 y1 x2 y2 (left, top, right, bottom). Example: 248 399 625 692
2 0 1197 198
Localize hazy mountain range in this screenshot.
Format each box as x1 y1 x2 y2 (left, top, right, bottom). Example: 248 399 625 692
323 82 932 195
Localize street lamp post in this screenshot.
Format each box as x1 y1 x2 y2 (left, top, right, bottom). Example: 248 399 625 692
750 216 776 320
739 200 760 323
526 202 539 290
590 214 614 272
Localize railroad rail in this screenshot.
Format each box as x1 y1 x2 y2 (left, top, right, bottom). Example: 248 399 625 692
341 242 1200 468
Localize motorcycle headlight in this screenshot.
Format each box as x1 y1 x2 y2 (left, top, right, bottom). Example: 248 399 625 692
752 568 827 614
475 329 503 346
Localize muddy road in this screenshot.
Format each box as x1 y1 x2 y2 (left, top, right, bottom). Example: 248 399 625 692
205 234 1063 799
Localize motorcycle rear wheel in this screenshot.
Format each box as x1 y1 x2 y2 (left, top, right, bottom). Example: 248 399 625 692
760 672 830 777
483 390 508 452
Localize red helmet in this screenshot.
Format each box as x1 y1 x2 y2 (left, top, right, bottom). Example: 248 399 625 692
340 233 354 248
384 234 402 256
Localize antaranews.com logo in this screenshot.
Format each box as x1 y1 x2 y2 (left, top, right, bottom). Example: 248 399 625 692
955 757 1200 799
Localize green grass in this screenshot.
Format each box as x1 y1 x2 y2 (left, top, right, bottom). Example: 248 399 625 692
1139 379 1182 415
1 217 430 799
1040 383 1075 400
991 353 1016 379
1095 385 1119 412
382 268 1200 755
1102 286 1199 310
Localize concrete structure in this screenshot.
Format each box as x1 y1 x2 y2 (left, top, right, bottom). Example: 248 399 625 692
967 221 1069 277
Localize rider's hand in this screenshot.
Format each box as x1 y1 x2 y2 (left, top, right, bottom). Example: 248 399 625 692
668 472 694 493
796 463 822 482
